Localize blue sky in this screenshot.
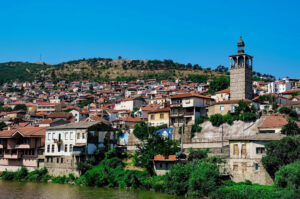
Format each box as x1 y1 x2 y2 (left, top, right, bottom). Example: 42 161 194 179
0 0 299 78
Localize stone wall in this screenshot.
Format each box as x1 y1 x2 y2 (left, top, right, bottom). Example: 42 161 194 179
230 66 253 100
44 156 80 177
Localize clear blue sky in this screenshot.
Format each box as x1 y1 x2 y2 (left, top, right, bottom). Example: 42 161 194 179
0 0 299 78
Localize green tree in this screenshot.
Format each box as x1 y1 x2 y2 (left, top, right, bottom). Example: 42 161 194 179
262 136 300 178
207 76 229 94
209 114 224 127
133 122 180 174
13 104 27 111
0 121 7 130
281 120 300 136
275 161 300 190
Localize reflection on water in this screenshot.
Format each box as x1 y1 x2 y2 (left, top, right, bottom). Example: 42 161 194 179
0 181 185 199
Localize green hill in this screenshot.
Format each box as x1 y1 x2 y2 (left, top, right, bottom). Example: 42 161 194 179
0 58 229 84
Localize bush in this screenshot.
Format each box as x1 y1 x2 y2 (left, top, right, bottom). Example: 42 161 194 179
25 167 49 182
223 114 234 125
52 175 69 184
14 166 28 180
209 114 224 127
209 184 294 199
279 107 292 114
275 161 300 190
239 112 257 122
188 148 209 161
1 171 16 181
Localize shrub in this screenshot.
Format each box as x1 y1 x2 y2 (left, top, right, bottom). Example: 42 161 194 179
14 166 28 180
52 175 69 184
25 167 48 182
275 161 300 190
209 114 224 127
279 107 292 114
188 148 209 161
239 112 257 122
223 114 234 125
84 164 108 186
1 171 16 181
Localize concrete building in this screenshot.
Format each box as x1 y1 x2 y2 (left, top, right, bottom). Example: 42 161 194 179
228 133 285 185
114 97 144 111
44 121 116 176
230 37 253 100
170 92 213 126
148 108 170 127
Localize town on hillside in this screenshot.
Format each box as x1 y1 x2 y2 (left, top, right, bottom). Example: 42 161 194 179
0 37 299 186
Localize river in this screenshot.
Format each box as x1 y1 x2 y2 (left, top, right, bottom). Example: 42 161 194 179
0 181 188 199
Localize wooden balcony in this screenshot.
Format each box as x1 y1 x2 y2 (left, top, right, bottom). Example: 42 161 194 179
15 144 30 149
4 154 21 159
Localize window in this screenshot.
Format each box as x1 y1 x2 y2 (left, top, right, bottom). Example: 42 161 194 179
52 133 55 140
65 132 68 140
151 114 155 120
65 144 68 152
70 144 73 152
52 144 55 153
254 163 259 171
220 105 224 111
47 145 50 153
61 158 63 163
232 105 235 112
256 147 265 154
233 144 239 155
233 163 238 171
48 133 51 140
241 144 246 155
57 158 59 163
58 145 61 152
82 133 85 139
77 133 80 139
70 132 74 140
160 113 164 119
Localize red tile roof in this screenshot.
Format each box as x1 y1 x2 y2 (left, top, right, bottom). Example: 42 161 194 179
216 88 230 94
171 92 211 99
260 116 288 128
149 107 170 113
0 127 46 138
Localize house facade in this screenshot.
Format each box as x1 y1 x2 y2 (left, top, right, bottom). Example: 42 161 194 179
0 127 46 171
44 121 116 176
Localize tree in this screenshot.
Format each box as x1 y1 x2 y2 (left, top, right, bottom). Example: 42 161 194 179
188 148 209 161
207 76 230 94
215 65 228 72
133 122 180 174
262 136 300 178
209 114 224 127
275 161 300 190
13 104 27 111
281 120 300 136
0 122 7 130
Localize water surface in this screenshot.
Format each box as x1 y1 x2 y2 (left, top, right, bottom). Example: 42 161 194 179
0 181 186 199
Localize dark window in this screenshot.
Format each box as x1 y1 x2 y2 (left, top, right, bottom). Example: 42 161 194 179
61 158 63 163
47 145 50 153
64 144 68 152
52 144 55 153
256 147 265 154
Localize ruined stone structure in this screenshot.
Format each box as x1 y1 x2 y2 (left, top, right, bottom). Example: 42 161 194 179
230 37 253 100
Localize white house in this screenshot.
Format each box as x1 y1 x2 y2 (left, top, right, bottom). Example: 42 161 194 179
44 121 116 176
114 97 144 111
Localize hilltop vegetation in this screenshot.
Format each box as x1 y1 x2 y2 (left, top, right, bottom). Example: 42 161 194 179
0 58 229 84
0 57 275 84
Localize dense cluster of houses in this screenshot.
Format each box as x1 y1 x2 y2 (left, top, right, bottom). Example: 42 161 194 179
0 38 299 183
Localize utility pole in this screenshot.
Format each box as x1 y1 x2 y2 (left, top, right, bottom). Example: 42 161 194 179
221 125 224 153
180 124 184 153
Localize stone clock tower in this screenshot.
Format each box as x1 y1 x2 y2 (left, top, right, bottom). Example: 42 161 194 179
229 37 253 100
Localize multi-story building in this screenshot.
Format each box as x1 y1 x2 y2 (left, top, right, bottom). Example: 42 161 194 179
44 121 116 176
228 133 285 185
114 97 144 111
0 127 46 171
37 103 61 113
148 108 170 127
170 92 213 126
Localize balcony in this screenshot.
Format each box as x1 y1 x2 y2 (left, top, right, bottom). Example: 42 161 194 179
72 151 82 156
184 112 194 116
170 103 182 108
170 112 184 117
4 154 21 159
15 144 30 149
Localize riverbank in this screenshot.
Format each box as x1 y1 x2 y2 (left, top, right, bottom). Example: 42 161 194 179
0 149 298 199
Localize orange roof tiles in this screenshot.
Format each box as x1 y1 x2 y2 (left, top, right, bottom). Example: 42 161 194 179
260 116 288 128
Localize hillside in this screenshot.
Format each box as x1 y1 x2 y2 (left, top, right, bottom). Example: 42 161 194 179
0 58 229 83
